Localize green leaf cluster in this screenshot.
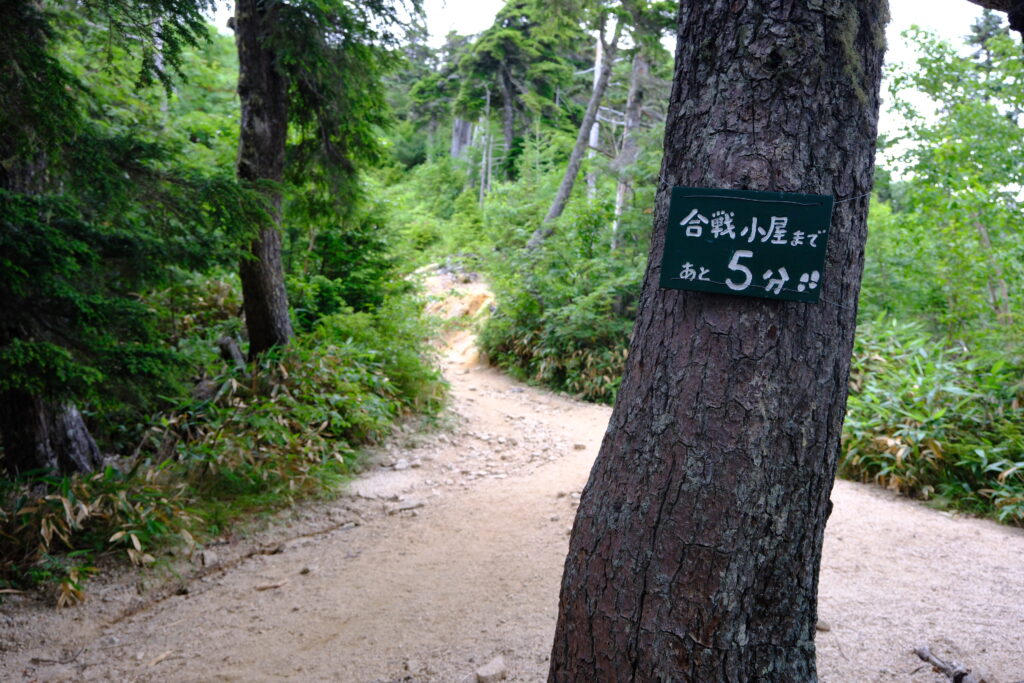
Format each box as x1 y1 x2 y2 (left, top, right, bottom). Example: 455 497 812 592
876 25 1024 356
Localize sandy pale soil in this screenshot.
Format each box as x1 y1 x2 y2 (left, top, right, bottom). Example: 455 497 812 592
1 271 1023 682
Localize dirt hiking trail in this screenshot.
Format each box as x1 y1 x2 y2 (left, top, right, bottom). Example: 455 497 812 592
2 270 1023 682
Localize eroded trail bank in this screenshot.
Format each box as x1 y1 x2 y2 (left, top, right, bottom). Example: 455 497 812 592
1 271 1023 682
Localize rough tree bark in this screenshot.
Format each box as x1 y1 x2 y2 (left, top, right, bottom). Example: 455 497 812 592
529 19 622 247
549 2 887 680
234 0 294 358
610 51 649 250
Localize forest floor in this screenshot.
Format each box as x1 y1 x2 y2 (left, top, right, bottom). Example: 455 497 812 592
2 269 1024 682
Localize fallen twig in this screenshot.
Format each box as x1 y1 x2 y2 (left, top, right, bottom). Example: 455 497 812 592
913 644 987 683
30 646 85 665
147 649 174 667
254 578 290 592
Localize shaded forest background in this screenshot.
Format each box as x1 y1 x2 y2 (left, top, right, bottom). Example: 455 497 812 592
1 0 1022 602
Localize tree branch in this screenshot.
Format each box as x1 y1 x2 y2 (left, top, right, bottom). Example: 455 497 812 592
912 645 987 683
966 0 1015 12
964 0 1024 36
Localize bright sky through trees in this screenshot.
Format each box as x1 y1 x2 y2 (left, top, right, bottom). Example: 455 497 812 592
402 0 987 150
205 0 991 146
209 1 987 61
420 0 985 52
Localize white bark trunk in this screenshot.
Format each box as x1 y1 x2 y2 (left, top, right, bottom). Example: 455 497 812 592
586 36 603 201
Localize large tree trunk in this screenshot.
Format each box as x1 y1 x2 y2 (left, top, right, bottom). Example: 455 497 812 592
611 51 649 250
549 2 887 680
0 390 100 476
235 0 293 358
530 20 621 247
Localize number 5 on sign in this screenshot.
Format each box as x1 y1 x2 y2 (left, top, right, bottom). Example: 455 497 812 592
725 250 753 291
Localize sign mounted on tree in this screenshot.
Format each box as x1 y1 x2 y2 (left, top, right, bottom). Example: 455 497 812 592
659 186 835 302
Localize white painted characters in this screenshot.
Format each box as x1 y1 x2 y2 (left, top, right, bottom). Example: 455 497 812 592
680 208 709 237
676 252 820 297
678 262 711 282
679 207 825 248
710 210 736 239
761 267 790 294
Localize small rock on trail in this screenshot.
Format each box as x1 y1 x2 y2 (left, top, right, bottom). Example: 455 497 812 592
475 655 507 682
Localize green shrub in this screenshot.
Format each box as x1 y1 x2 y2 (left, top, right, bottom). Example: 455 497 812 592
841 317 1024 523
1 284 444 601
0 465 193 605
480 199 642 403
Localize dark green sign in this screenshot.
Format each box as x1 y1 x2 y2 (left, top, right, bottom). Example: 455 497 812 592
659 186 835 302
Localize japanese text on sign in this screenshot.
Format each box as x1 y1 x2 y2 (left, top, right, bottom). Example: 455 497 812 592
659 187 835 303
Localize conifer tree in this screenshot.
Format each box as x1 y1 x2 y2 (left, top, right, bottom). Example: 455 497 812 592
0 0 259 475
231 0 414 356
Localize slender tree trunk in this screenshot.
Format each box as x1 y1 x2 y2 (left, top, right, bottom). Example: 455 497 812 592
498 64 516 167
530 20 621 248
235 0 293 358
611 51 648 250
479 86 491 206
549 2 887 680
451 117 473 159
426 118 436 163
486 121 494 191
586 35 604 201
973 220 1012 323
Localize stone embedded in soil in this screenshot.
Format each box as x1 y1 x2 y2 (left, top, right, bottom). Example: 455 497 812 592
475 655 507 682
394 459 411 471
388 499 425 515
